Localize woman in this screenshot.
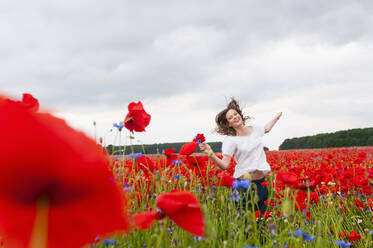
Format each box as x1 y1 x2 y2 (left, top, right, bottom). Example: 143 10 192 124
199 98 282 214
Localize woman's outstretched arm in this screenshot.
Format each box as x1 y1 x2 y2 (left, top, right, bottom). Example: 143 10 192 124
264 112 282 133
198 143 231 170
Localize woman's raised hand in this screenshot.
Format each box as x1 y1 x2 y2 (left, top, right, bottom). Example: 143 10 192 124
198 143 212 154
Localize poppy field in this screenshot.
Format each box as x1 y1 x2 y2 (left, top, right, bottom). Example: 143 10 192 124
1 94 372 248
104 146 373 248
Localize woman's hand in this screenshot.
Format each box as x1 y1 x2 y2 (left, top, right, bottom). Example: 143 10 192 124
275 112 282 120
264 112 283 133
198 143 213 157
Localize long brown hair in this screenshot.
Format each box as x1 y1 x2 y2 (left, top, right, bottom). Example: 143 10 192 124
215 98 251 136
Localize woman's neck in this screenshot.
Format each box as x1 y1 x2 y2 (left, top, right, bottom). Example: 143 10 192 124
234 125 249 136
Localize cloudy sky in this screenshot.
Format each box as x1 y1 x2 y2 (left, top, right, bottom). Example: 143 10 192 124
1 0 372 150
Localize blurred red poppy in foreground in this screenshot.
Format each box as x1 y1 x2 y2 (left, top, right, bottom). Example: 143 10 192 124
124 101 151 133
0 94 129 248
133 191 205 237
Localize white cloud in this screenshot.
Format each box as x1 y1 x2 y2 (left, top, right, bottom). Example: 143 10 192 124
1 0 373 150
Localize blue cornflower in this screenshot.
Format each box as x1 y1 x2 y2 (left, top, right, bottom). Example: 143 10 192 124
302 232 315 242
194 236 203 242
290 228 314 242
232 179 251 189
172 159 183 165
340 193 346 197
360 194 365 198
212 185 217 189
336 240 351 247
103 239 117 246
174 174 180 179
113 122 124 131
229 189 241 202
294 228 302 237
123 182 132 192
129 152 142 158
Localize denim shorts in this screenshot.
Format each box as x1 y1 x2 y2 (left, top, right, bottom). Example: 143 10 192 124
233 177 268 214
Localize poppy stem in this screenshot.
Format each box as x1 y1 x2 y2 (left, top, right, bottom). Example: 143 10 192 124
156 219 167 248
29 195 49 248
124 117 132 123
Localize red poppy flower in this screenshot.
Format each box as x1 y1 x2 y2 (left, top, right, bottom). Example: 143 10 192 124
137 155 156 174
261 181 270 187
133 191 205 236
354 199 364 211
264 211 272 220
348 230 361 241
216 174 235 187
255 210 261 219
179 141 198 156
124 101 151 133
276 171 299 186
20 93 39 112
194 134 206 143
367 198 373 210
338 231 347 238
164 148 176 157
0 95 129 248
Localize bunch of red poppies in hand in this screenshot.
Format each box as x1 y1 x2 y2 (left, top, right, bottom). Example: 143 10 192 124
179 133 206 156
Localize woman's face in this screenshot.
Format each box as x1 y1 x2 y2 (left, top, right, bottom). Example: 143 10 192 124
225 109 243 128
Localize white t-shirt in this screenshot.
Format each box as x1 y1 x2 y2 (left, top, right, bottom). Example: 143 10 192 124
221 123 271 178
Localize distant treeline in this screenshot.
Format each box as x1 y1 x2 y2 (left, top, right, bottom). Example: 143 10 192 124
106 142 270 155
106 142 223 155
279 127 373 150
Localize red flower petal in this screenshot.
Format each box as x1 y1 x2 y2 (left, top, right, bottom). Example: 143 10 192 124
276 171 299 186
194 134 206 143
179 142 198 156
217 175 235 187
156 191 205 237
354 199 364 211
348 230 361 241
21 93 39 112
164 148 176 157
133 211 159 230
